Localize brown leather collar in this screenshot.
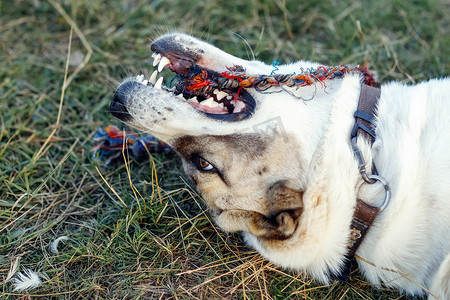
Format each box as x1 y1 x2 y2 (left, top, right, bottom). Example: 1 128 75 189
331 84 391 281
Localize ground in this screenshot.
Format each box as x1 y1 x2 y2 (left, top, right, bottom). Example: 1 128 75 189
0 0 448 298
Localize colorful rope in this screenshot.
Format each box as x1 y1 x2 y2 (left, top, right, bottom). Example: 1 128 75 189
176 65 379 98
92 125 173 164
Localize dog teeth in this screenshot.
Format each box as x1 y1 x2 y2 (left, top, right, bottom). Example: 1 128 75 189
189 96 199 103
136 74 144 82
142 79 149 85
154 77 164 90
216 91 228 101
213 89 229 101
202 97 219 108
158 56 170 72
152 53 161 66
149 70 158 85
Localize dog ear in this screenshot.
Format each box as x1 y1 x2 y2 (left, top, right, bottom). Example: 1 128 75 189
249 208 302 240
253 182 303 239
216 182 303 240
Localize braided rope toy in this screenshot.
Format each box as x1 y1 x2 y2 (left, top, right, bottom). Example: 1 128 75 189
92 125 173 164
176 65 379 100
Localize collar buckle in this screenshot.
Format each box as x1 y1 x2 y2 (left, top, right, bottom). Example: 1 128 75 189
351 136 376 184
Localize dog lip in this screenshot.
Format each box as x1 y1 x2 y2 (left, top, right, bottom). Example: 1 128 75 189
151 41 198 76
155 58 256 120
120 78 254 121
200 89 255 121
158 52 194 76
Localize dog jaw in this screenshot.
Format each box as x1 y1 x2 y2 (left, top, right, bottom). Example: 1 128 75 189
111 33 323 141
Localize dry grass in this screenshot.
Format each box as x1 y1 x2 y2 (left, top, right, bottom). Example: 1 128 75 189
1 0 448 298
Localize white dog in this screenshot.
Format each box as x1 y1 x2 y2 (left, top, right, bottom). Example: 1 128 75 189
111 33 450 299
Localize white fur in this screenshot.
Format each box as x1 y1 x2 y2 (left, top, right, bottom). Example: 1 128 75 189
115 33 450 299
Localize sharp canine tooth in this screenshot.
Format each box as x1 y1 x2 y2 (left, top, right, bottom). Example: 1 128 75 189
158 56 170 72
216 91 228 100
154 77 163 90
190 96 199 103
149 71 158 85
153 53 161 66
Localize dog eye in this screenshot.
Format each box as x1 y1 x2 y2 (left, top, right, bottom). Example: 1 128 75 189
193 157 216 172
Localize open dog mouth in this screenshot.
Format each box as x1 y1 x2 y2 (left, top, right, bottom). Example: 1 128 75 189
114 35 379 123
130 47 256 120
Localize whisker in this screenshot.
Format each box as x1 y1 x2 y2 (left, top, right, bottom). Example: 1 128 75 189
233 32 255 61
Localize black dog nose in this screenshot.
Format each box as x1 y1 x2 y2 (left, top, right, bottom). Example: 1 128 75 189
110 81 141 122
110 93 131 121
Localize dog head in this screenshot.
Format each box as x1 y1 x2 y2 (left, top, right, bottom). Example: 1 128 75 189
111 33 359 279
172 133 304 241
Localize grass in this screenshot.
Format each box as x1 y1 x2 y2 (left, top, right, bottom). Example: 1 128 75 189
0 0 448 298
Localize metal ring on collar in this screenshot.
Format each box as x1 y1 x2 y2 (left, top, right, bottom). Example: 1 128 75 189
356 175 391 212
